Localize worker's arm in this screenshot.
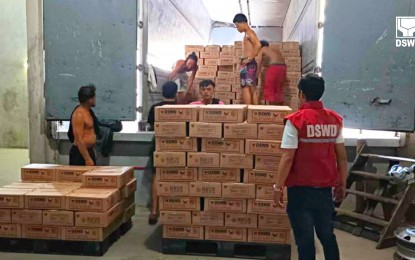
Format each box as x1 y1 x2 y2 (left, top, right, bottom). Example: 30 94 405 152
334 142 348 202
187 66 198 92
72 112 94 166
256 49 263 79
247 30 262 59
168 61 184 80
275 149 296 188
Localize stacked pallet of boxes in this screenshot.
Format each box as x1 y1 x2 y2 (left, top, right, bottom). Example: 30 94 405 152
0 164 136 246
155 104 293 246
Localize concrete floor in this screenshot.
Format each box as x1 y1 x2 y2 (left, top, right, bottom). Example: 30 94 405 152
0 149 396 260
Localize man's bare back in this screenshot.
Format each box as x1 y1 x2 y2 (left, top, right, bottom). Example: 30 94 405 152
261 47 285 64
243 29 260 60
72 106 96 147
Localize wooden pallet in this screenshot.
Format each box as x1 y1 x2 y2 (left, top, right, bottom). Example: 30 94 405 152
0 218 133 256
162 238 291 260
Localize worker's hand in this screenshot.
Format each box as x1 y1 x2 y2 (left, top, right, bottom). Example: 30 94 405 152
85 158 95 166
334 184 346 202
273 189 285 208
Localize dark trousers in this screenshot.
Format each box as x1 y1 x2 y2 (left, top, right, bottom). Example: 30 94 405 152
287 187 340 260
69 145 96 166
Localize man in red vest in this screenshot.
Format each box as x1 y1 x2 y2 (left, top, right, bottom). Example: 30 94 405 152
273 73 347 260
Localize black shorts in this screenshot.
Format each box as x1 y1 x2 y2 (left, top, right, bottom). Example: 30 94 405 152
69 145 96 166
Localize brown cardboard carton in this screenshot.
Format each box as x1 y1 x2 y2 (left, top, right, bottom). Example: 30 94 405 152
244 170 278 184
54 166 96 182
157 182 189 196
185 45 204 52
234 41 243 49
216 84 232 92
218 65 234 72
283 41 300 50
122 195 135 211
121 178 137 198
235 49 243 59
225 213 258 228
123 203 135 223
282 49 301 57
82 166 134 189
256 185 274 200
187 152 220 168
60 216 122 241
286 63 301 72
270 42 283 52
205 226 247 242
43 210 74 226
0 223 21 238
192 212 224 226
202 138 244 154
189 182 222 198
232 100 243 104
216 77 235 85
25 189 69 210
286 71 302 79
156 137 198 152
66 188 120 212
156 168 198 182
247 199 286 215
284 56 301 65
21 164 60 182
155 105 199 122
231 85 241 93
159 197 200 211
196 70 217 78
220 154 254 169
235 92 243 100
201 51 220 59
248 229 290 244
221 45 234 52
22 225 60 240
153 152 186 167
218 58 234 66
205 45 221 52
221 99 231 105
199 65 218 72
12 209 42 224
214 92 236 100
0 189 31 208
163 225 204 240
2 182 46 189
198 168 240 183
246 140 282 156
204 198 246 213
220 52 235 59
217 71 234 77
258 214 291 230
154 122 187 137
0 209 11 223
159 211 192 225
222 183 255 199
75 203 122 227
247 105 292 124
255 155 281 171
204 59 220 66
258 124 285 140
199 105 246 123
224 122 258 139
189 122 222 138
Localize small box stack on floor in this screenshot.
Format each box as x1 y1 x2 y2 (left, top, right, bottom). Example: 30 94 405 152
0 164 136 255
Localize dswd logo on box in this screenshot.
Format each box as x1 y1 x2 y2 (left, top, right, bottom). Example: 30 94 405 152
396 16 415 47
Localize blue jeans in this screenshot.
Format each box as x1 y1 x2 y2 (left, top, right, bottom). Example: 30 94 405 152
287 187 340 260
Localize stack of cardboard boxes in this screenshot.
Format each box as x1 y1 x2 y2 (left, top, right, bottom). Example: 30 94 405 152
154 104 292 244
0 164 136 241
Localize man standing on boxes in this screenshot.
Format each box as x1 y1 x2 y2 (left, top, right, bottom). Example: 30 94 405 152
189 79 224 105
233 13 262 105
273 73 347 260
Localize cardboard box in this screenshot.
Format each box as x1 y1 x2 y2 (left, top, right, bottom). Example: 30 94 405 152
2 182 45 189
187 152 220 168
283 41 300 50
54 166 96 182
199 105 246 123
159 197 200 211
0 189 31 209
286 71 302 79
163 225 204 240
199 65 218 72
156 168 198 182
247 105 292 124
205 45 221 52
192 212 224 226
81 166 134 189
123 203 135 223
220 52 235 59
196 70 217 78
222 183 255 199
25 190 68 210
218 65 234 72
202 138 244 154
232 100 243 104
21 164 59 182
159 211 192 225
216 84 232 92
221 45 234 52
286 63 301 72
204 198 246 213
60 216 122 241
218 58 234 66
66 188 120 212
75 203 122 227
255 155 281 171
43 210 74 226
282 49 301 57
220 154 254 169
224 123 258 139
235 92 243 100
157 182 189 196
235 49 243 58
247 199 286 215
256 185 274 200
217 71 234 77
246 140 282 156
258 124 285 140
185 45 204 52
22 225 60 240
201 51 220 59
12 209 42 224
0 209 11 223
198 168 240 183
216 76 235 85
222 99 231 105
258 214 291 230
270 42 283 52
231 85 241 93
284 56 301 65
214 92 236 100
0 223 21 238
121 178 137 198
156 137 198 152
153 152 187 167
248 229 290 244
155 105 199 122
122 195 135 210
189 182 222 198
154 122 187 137
244 170 278 184
204 59 220 66
189 122 222 138
234 41 243 49
225 213 258 228
205 226 247 242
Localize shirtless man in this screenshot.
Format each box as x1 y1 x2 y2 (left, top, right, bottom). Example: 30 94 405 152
233 13 262 105
189 80 224 105
257 40 287 105
69 85 97 166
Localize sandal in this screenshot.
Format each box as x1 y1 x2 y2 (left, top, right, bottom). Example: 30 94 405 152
148 213 158 225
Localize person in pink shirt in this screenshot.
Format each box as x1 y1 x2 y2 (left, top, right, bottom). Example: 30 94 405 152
190 79 224 105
